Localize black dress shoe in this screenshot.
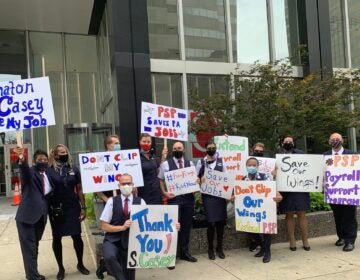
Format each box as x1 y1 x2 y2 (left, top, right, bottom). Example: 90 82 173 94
249 241 260 252
335 239 345 246
38 275 45 280
254 250 264 257
77 264 90 275
216 249 225 259
303 246 311 251
263 252 271 263
343 243 355 252
56 269 65 280
208 249 215 260
180 253 197 262
167 266 175 270
289 247 297 251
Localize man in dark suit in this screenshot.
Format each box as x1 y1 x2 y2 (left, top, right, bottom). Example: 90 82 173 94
324 132 358 252
15 147 53 280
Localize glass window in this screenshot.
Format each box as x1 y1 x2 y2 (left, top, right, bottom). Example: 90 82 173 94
348 0 360 67
183 0 228 62
329 0 347 68
231 0 269 63
148 0 180 59
273 0 300 64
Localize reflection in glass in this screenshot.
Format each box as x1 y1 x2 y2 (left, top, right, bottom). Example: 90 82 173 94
152 74 182 108
232 0 269 63
329 0 346 68
183 0 228 62
348 0 360 67
148 0 180 59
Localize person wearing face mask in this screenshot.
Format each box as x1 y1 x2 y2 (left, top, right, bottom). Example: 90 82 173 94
252 142 265 157
100 174 146 280
96 134 121 203
324 132 357 252
48 144 89 280
158 142 198 264
243 157 282 263
15 147 54 280
137 133 167 204
195 140 227 260
277 135 311 252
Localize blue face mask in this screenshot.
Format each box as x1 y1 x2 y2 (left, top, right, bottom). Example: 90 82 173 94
113 144 121 151
247 166 257 175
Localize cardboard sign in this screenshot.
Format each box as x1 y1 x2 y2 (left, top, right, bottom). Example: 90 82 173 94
200 167 234 199
276 154 324 192
214 135 249 180
127 205 178 268
141 102 188 141
255 157 276 180
234 181 277 234
0 77 55 132
79 150 144 193
164 166 200 196
324 154 360 205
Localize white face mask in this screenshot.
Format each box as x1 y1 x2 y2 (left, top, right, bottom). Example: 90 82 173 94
120 184 133 196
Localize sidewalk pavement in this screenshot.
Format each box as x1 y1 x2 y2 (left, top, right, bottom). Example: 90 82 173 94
1 197 360 280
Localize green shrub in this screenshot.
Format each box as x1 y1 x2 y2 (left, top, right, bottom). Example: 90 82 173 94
310 192 331 212
85 193 96 226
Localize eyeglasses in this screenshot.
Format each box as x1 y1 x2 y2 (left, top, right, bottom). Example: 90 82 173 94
119 182 133 186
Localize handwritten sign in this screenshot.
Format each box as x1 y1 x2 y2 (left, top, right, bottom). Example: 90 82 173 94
324 154 360 205
127 205 178 268
79 150 144 193
201 167 234 199
141 102 188 141
164 166 200 196
234 181 277 234
255 157 276 180
276 154 323 192
214 136 248 181
0 77 55 132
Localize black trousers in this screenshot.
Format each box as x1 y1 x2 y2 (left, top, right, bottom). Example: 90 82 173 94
103 240 135 280
251 233 272 253
16 216 46 280
330 204 358 244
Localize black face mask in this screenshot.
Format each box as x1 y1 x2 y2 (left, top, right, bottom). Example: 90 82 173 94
58 154 69 163
35 162 48 172
172 150 183 159
253 152 264 157
206 149 216 157
283 143 294 151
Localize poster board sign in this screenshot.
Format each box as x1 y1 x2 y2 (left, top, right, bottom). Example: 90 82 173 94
127 205 178 268
200 167 234 199
255 157 276 180
214 135 248 181
0 77 55 132
164 166 200 196
141 102 188 141
276 154 324 192
324 154 360 205
79 149 144 193
234 181 277 234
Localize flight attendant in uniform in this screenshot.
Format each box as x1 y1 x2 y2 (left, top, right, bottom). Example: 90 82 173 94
137 133 167 204
196 140 227 260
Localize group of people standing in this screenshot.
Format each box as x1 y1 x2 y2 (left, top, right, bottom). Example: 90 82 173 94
15 131 358 280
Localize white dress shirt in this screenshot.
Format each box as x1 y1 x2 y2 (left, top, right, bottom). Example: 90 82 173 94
332 147 344 155
40 172 52 195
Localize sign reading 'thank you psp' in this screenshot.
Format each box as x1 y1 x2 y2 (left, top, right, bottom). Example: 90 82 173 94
79 150 144 193
141 102 188 141
0 77 55 133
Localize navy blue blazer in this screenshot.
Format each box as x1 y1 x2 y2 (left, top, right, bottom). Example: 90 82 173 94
15 161 54 225
323 148 355 155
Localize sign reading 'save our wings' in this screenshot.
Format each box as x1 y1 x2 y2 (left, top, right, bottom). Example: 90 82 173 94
140 102 188 141
0 77 55 132
79 150 144 193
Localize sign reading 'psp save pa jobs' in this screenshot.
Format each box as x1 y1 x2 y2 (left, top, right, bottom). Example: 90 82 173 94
0 77 55 132
140 102 188 141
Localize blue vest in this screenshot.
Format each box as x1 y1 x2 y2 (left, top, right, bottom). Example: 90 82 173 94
104 196 141 246
198 158 223 178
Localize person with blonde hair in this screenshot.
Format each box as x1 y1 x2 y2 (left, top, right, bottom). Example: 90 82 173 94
48 144 89 280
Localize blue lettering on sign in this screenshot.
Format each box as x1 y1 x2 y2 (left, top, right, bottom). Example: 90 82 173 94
0 81 34 97
177 113 186 119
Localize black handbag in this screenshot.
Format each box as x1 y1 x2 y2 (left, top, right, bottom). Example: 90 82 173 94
49 203 65 225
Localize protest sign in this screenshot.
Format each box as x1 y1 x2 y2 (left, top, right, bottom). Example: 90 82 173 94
200 167 234 199
214 135 248 181
255 157 276 180
234 181 277 234
79 149 144 193
0 77 55 132
128 205 178 268
164 166 200 196
276 154 323 192
324 154 360 205
141 102 188 141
